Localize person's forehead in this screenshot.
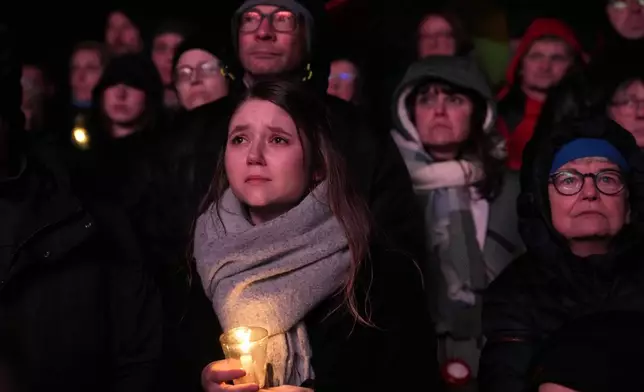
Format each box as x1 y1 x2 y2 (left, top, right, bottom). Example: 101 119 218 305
109 11 132 26
155 32 184 44
419 15 451 32
232 99 295 129
74 49 101 62
251 5 280 13
22 65 43 79
616 79 644 96
559 157 618 170
177 49 217 65
331 60 357 73
527 38 570 54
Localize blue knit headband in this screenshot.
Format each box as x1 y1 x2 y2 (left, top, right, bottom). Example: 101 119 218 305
550 138 629 174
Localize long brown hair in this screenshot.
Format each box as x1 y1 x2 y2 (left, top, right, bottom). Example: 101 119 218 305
198 80 373 324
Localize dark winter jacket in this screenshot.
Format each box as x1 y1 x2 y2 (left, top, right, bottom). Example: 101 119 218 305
0 140 163 392
479 115 644 392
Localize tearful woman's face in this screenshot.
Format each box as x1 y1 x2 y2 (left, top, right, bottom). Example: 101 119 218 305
225 99 314 223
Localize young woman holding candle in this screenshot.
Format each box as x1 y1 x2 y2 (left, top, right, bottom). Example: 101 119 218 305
194 80 441 392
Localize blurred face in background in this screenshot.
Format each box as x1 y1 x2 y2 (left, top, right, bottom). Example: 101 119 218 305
607 0 644 39
70 48 103 102
417 15 456 58
174 49 229 110
521 38 573 98
539 383 578 392
152 32 184 86
238 5 306 77
21 65 46 131
102 84 146 137
105 11 143 55
610 79 644 146
327 60 358 102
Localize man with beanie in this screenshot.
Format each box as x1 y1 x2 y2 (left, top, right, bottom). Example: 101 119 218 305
196 1 438 391
0 23 162 392
230 0 428 285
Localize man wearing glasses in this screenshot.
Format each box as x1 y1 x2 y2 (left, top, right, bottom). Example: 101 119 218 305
196 0 440 391
234 1 310 85
228 0 428 291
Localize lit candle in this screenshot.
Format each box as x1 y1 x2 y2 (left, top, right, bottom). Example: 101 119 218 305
220 327 268 387
236 328 255 382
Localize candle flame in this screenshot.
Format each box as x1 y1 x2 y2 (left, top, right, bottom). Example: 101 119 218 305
234 328 252 353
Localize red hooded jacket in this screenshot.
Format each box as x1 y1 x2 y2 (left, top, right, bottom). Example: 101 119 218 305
497 18 584 171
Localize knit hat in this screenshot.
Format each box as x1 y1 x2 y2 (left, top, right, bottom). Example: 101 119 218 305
171 33 232 78
530 312 644 392
152 19 193 41
94 53 163 98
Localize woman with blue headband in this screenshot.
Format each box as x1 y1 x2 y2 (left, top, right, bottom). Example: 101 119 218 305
479 114 644 392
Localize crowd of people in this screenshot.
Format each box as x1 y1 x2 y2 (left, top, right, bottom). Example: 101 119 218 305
2 0 644 391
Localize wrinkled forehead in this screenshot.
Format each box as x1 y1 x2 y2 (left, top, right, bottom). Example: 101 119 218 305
418 15 452 33
556 157 618 171
177 49 218 66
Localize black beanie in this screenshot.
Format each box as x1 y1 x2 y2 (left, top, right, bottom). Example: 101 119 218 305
93 53 164 104
530 311 644 392
171 33 231 73
152 19 193 42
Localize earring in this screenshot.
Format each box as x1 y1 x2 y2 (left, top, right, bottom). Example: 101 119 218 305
302 63 313 81
220 66 236 81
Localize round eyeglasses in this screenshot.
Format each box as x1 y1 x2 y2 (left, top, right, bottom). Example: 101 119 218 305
549 169 626 196
239 9 298 33
174 60 222 84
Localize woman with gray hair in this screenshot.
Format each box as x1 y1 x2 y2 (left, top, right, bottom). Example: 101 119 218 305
480 114 644 392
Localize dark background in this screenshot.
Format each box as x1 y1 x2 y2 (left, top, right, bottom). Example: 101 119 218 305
2 0 597 86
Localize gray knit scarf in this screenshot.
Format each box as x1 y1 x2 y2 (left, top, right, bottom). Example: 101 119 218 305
194 182 350 387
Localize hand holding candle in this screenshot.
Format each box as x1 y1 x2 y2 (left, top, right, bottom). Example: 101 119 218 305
220 326 269 388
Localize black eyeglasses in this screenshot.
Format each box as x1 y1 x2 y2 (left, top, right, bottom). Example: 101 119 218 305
549 169 626 196
239 9 298 33
174 60 222 84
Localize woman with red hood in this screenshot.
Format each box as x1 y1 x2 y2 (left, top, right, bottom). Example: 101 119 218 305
497 18 586 171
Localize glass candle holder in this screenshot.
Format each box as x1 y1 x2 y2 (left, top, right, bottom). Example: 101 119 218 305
219 326 269 387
